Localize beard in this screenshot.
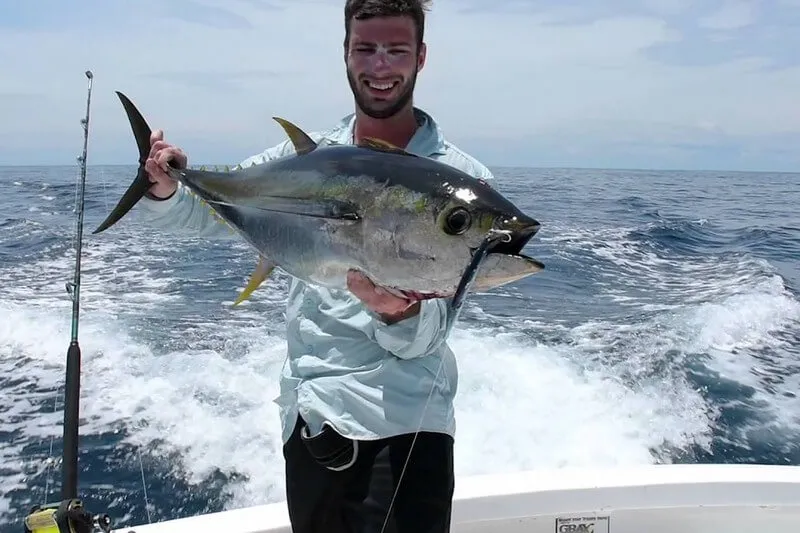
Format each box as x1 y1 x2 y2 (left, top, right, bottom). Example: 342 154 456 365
347 67 418 119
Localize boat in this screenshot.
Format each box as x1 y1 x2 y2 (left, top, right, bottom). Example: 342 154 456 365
23 70 800 533
119 463 800 532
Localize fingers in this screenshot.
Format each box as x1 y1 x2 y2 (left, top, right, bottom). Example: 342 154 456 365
346 270 412 315
144 159 162 182
144 129 187 185
155 146 187 170
150 129 164 148
347 270 379 306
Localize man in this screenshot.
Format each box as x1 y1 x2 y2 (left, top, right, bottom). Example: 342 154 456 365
139 0 494 531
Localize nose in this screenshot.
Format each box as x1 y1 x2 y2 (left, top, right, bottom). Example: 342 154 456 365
371 52 391 71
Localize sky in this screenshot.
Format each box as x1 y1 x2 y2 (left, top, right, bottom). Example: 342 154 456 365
1 0 799 171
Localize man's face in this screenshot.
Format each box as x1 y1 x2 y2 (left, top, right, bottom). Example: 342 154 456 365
345 15 426 119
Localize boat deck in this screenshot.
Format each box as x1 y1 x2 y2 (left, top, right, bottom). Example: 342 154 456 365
122 464 800 533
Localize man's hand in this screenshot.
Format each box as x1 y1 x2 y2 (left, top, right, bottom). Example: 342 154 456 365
346 270 420 325
144 129 187 199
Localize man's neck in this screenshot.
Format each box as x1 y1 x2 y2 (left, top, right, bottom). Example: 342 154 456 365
353 105 419 149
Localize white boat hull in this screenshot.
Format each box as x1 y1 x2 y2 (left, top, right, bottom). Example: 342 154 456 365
120 464 800 533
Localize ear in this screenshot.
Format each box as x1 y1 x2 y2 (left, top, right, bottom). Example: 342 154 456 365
417 42 427 72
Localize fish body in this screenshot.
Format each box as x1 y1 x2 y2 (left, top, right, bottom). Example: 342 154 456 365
95 92 544 304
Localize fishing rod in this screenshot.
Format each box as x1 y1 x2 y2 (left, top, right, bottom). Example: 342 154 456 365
24 70 112 533
62 68 93 503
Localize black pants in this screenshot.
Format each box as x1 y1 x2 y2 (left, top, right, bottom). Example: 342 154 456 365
283 416 455 533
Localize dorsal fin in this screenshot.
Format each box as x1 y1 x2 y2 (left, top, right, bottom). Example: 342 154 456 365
272 117 317 155
358 137 417 157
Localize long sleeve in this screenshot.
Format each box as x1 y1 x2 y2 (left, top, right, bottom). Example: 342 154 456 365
372 297 453 359
136 139 295 239
138 183 237 239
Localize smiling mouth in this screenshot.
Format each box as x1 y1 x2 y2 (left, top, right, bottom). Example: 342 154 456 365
363 78 400 94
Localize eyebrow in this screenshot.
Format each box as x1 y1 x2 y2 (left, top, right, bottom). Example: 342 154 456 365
354 40 411 47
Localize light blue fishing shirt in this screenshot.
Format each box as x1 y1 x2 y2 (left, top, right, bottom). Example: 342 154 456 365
138 107 494 444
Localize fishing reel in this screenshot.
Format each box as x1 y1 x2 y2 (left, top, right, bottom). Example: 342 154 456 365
23 499 111 533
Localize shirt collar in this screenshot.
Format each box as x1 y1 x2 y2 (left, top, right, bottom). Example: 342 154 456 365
322 107 447 156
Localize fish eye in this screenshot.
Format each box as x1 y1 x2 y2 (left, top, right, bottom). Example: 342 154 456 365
443 207 472 235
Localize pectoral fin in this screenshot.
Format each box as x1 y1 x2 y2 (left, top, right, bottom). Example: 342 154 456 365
207 196 361 221
233 256 277 306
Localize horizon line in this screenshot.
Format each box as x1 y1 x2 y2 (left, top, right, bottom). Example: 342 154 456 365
0 163 797 175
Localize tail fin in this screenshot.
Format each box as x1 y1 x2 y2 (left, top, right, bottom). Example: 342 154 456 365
92 91 156 234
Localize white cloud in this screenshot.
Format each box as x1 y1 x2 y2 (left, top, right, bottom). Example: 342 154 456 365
698 1 758 30
641 0 694 16
1 0 799 171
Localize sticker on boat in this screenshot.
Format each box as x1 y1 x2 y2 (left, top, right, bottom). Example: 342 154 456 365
555 514 610 533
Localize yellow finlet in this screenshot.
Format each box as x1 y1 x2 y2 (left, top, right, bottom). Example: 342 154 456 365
233 256 277 306
272 117 317 155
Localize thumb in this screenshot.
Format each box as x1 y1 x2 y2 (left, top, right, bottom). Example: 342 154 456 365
150 129 164 146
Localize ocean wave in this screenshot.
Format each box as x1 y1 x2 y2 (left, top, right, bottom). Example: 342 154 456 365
1 165 798 530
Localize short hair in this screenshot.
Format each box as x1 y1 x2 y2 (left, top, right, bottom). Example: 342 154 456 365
344 0 432 49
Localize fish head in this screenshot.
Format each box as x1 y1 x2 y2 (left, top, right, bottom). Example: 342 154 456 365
383 174 544 297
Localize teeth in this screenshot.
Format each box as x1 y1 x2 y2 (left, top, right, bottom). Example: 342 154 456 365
368 80 395 90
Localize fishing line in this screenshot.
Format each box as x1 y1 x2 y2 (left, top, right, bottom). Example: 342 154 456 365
379 227 513 533
92 103 154 526
138 451 152 523
42 381 61 504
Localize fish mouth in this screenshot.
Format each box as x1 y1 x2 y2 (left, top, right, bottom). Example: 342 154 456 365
467 215 545 290
485 215 542 261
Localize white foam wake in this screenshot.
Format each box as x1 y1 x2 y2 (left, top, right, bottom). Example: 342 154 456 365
2 180 798 526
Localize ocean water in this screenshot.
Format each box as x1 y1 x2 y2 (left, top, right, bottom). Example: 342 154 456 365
0 164 798 531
